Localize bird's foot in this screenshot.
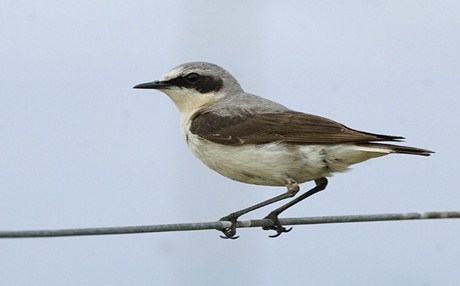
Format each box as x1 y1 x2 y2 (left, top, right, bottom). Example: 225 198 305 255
219 215 239 239
262 212 292 238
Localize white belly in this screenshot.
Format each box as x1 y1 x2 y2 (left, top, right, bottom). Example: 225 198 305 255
184 131 388 187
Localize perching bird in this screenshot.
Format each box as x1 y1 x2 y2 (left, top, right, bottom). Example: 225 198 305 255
134 61 433 239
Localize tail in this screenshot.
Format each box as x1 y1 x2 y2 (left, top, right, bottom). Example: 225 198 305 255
357 143 434 156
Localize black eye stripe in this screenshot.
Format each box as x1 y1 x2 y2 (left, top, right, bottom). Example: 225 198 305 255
163 74 223 93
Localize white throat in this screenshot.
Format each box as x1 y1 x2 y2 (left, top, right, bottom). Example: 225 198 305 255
163 89 220 117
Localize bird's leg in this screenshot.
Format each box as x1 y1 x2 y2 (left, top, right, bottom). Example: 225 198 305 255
219 179 300 239
263 177 328 238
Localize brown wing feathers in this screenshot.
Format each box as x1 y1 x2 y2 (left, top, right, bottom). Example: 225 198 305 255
190 110 404 145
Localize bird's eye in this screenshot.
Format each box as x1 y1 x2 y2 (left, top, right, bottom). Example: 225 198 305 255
185 73 200 84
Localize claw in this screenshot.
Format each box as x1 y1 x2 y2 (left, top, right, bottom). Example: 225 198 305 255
219 215 239 239
219 234 239 240
263 212 293 238
268 226 292 238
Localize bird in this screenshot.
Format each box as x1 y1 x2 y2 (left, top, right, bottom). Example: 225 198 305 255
134 61 433 239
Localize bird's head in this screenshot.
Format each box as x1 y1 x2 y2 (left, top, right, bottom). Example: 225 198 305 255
134 62 243 116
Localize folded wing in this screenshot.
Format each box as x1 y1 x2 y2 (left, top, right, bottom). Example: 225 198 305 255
190 110 404 145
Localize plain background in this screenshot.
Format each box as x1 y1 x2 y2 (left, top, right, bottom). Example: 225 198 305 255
1 1 459 285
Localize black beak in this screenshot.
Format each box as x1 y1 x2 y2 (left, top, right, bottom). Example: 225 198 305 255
133 80 171 89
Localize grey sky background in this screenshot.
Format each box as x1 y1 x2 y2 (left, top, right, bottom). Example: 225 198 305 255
1 1 459 285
